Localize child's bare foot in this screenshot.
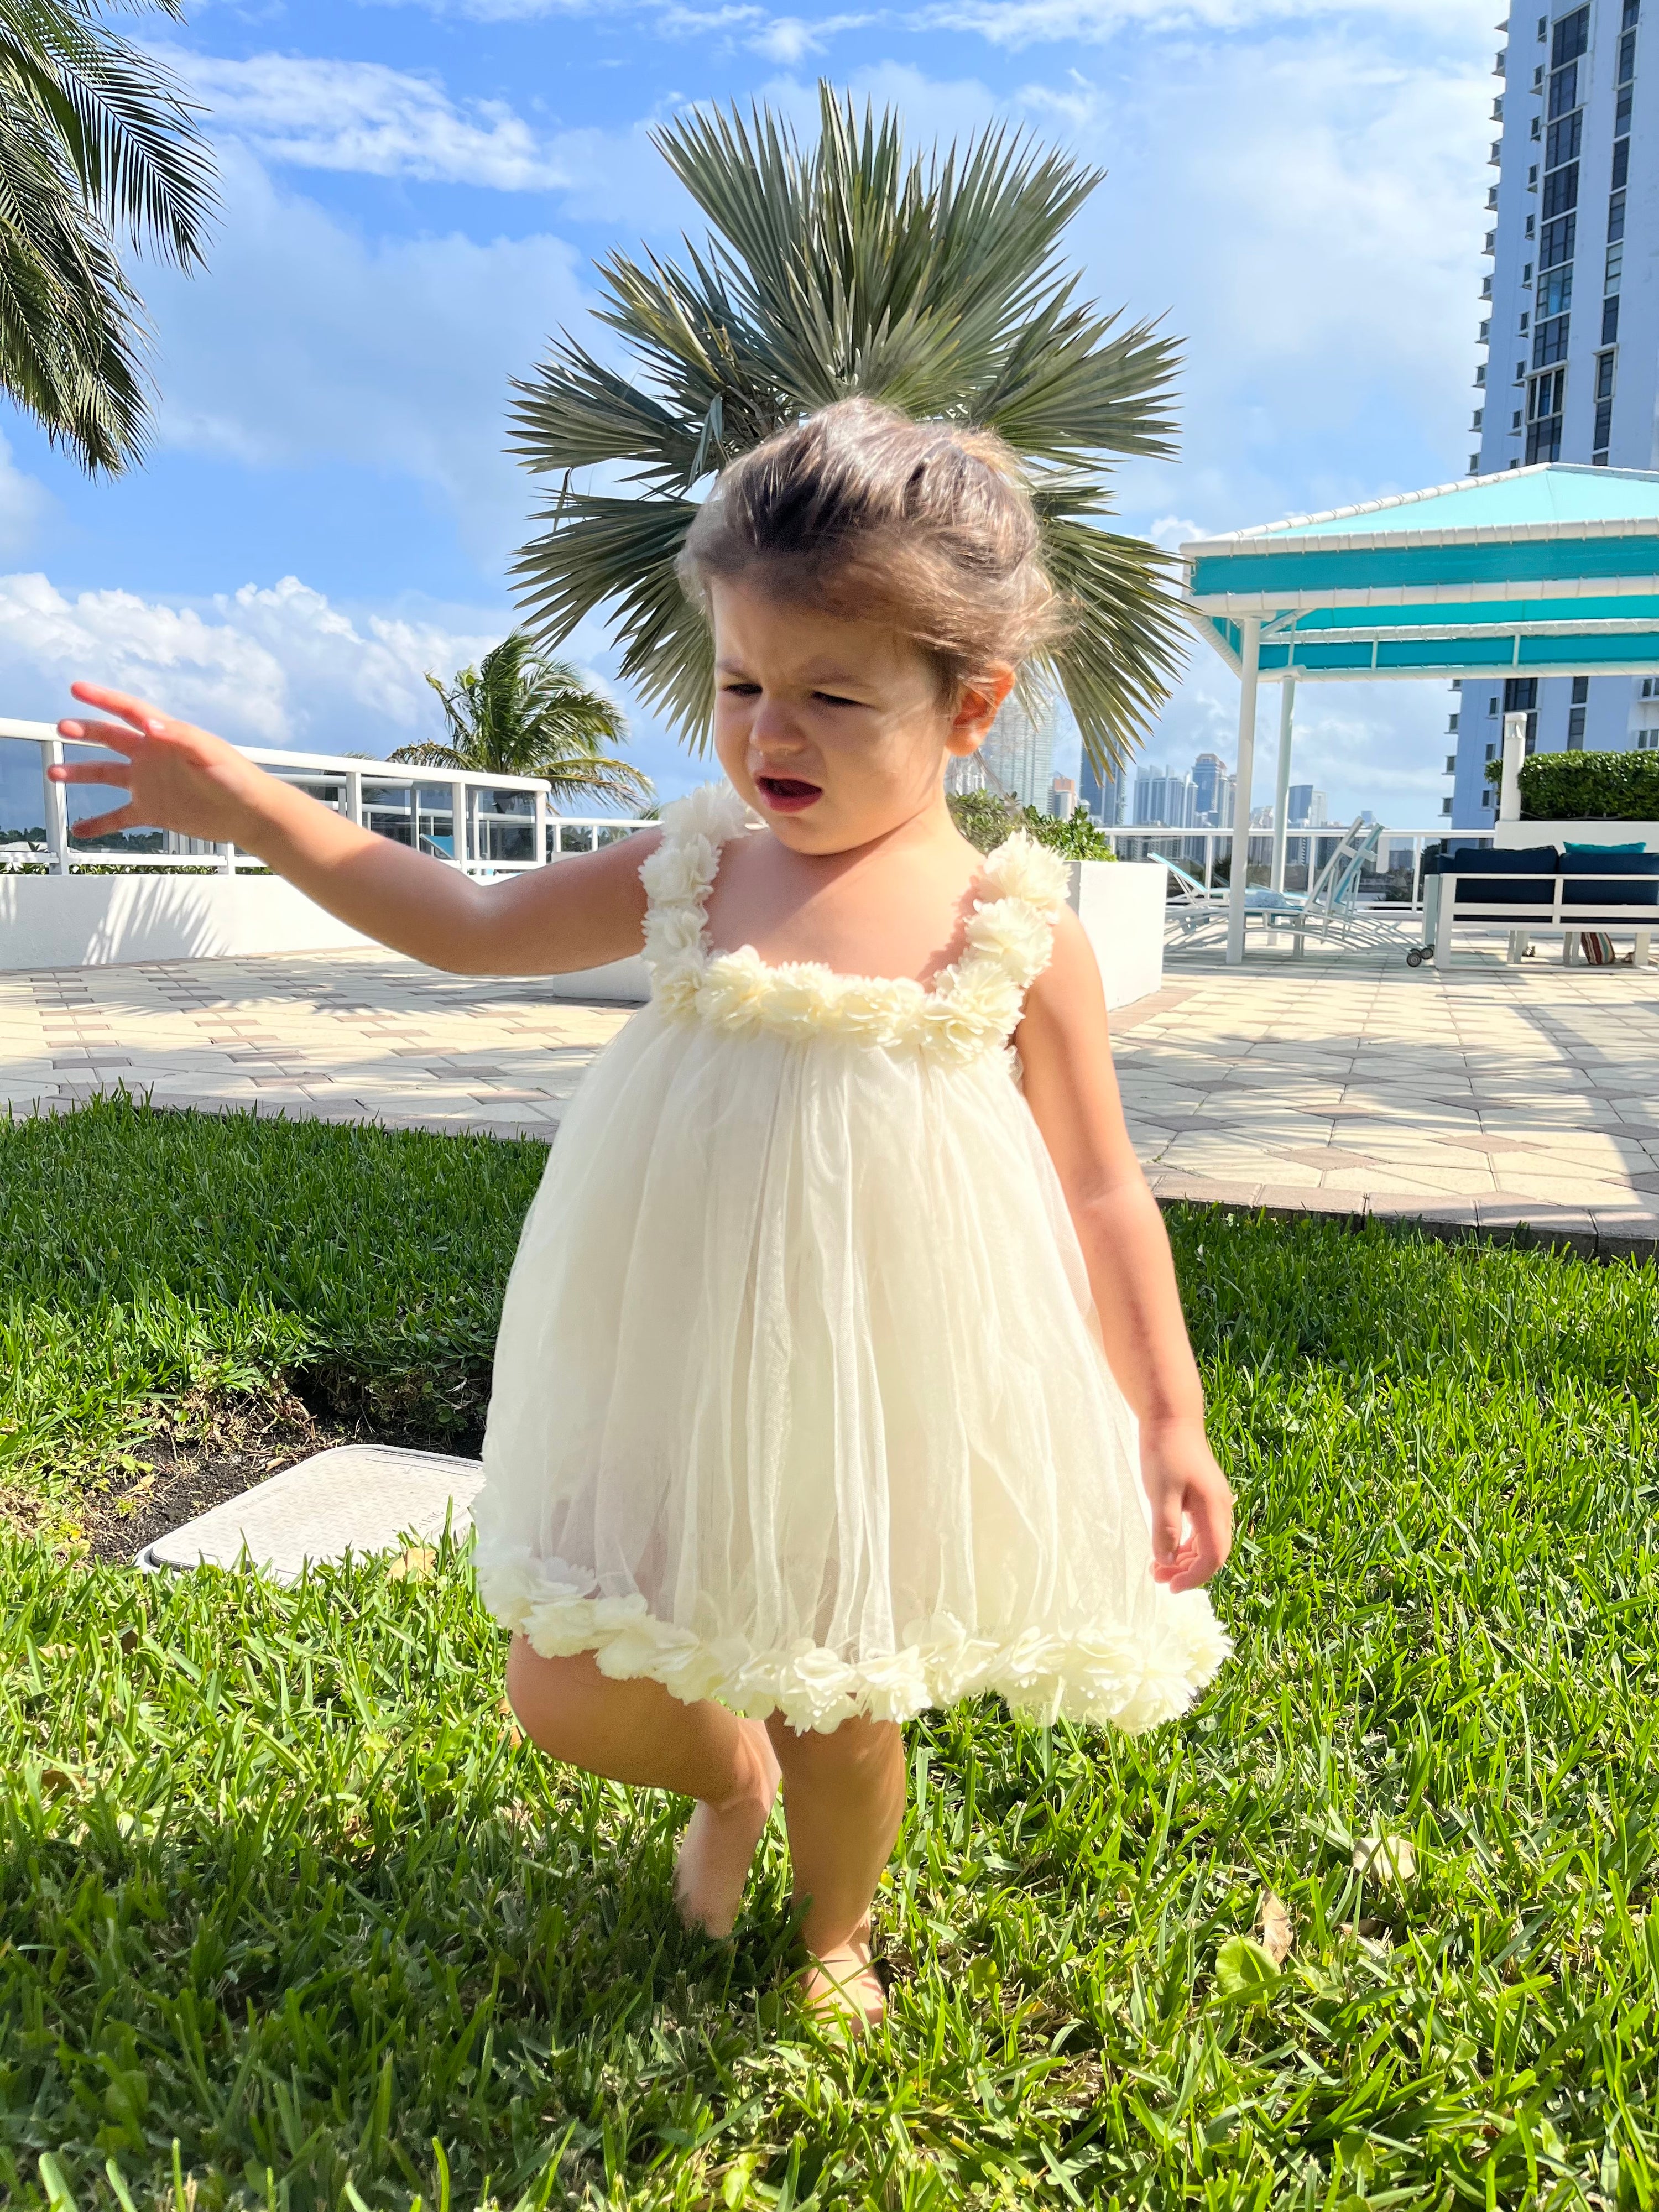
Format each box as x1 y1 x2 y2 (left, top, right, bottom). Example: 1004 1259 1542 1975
673 1718 780 1938
798 1923 886 2031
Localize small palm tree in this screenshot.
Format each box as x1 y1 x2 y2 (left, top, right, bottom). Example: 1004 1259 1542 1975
509 85 1183 774
0 0 216 473
389 632 653 811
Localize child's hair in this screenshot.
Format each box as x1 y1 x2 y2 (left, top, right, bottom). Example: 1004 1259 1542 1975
678 398 1066 696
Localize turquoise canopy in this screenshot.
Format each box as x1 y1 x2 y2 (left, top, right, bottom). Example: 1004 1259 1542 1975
1175 463 1659 960
1182 462 1659 682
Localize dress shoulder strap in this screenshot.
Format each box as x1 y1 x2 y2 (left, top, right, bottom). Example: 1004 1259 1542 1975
957 831 1073 994
637 781 749 990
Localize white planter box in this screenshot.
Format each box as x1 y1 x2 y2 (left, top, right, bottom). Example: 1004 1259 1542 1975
1494 818 1659 851
1066 858 1166 1011
1 874 378 972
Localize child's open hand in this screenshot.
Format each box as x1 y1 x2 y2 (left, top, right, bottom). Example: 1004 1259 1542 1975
1139 1419 1233 1594
50 684 264 848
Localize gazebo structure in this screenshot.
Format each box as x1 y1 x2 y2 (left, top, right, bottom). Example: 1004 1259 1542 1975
1179 463 1659 961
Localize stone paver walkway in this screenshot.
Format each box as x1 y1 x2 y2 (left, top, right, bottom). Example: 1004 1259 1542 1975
0 954 628 1137
1124 943 1659 1256
3 940 1657 1256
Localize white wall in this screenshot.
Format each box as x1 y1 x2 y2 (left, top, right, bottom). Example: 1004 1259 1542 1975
2 874 377 971
2 864 1166 1013
0 874 651 999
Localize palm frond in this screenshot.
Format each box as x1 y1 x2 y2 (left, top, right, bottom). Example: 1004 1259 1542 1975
510 81 1184 766
0 0 216 471
403 632 653 812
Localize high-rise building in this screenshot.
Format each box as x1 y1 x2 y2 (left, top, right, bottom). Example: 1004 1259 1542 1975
1078 752 1128 824
979 690 1057 809
1287 783 1327 827
1191 751 1237 826
1453 1 1651 824
1134 765 1196 827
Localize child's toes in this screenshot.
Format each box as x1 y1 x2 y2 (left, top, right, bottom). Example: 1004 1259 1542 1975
797 1937 888 2031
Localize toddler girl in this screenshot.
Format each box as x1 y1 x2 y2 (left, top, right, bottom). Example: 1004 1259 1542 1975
54 399 1233 2029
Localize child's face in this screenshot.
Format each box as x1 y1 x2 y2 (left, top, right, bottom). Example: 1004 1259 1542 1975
709 577 1010 853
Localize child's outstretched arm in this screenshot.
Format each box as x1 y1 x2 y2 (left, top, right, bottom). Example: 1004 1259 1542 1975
1018 912 1233 1595
50 685 655 977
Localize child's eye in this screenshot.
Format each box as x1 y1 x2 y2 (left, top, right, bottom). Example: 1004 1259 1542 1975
720 681 761 697
813 691 860 708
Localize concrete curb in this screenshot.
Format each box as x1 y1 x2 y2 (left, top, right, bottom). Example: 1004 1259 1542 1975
1148 1176 1658 1263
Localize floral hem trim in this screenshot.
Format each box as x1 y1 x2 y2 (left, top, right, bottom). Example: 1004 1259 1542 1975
637 782 1072 1064
477 1546 1232 1736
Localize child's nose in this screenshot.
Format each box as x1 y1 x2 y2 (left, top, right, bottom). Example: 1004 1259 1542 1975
750 697 808 754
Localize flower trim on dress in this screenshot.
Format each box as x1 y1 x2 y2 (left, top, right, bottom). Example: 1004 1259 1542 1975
477 1545 1232 1736
638 782 1072 1063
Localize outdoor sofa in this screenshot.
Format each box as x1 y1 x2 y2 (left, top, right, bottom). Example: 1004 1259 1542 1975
1416 845 1659 968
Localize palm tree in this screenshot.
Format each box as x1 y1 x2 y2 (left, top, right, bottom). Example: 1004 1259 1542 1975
509 84 1183 775
0 0 216 473
389 631 653 811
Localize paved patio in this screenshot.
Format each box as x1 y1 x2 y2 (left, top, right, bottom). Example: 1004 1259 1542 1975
3 938 1657 1257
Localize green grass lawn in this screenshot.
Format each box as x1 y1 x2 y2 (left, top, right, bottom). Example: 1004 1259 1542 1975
4 1098 1659 2210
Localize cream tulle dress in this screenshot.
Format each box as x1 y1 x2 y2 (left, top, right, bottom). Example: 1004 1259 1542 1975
473 783 1230 1735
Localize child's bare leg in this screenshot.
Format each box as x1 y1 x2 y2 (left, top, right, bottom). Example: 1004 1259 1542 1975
765 1712 906 2025
505 1637 779 1937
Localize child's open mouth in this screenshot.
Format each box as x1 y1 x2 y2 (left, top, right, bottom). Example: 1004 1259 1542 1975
755 775 823 813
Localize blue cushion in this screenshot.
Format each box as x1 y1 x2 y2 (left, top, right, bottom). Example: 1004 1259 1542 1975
1445 847 1558 872
1439 846 1558 906
1561 851 1659 906
1565 839 1646 852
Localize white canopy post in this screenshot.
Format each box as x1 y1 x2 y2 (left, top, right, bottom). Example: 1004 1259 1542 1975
1227 617 1262 965
1271 675 1296 893
1499 709 1527 823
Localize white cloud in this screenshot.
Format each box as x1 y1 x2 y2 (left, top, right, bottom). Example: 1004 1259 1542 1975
138 145 592 567
0 567 703 833
0 434 50 560
913 0 1493 43
746 12 876 58
179 53 570 190
357 0 1494 28
0 572 501 753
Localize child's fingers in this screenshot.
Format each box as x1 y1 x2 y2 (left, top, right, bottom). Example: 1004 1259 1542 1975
1159 1490 1231 1595
48 759 134 788
1150 1486 1186 1572
69 803 138 838
57 716 144 754
68 681 168 735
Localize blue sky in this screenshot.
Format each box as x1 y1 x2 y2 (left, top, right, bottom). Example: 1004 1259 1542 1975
0 0 1498 831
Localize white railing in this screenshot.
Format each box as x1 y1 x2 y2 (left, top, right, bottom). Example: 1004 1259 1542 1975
0 719 649 878
1104 823 1478 915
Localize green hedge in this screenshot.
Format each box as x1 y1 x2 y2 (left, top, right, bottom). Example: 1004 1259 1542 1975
948 789 1117 858
1485 746 1659 818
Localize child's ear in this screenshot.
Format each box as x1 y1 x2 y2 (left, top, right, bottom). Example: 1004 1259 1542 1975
946 664 1016 757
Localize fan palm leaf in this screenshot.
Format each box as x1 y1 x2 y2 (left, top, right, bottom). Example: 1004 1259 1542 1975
389 633 653 812
0 0 215 472
511 83 1183 771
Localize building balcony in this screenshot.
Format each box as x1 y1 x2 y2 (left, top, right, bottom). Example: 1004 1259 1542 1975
1484 231 1497 253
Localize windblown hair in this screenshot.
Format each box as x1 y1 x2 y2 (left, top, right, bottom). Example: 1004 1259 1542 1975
678 399 1067 694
